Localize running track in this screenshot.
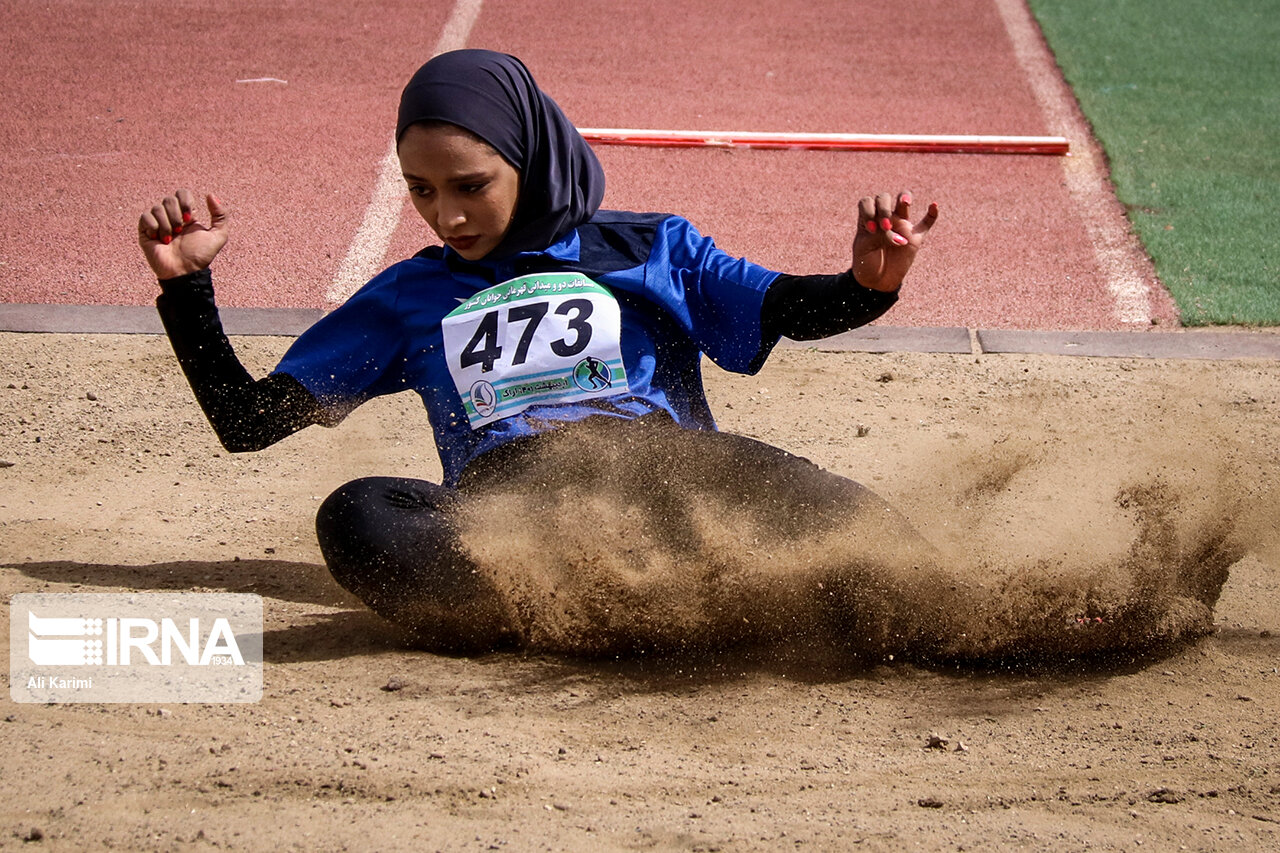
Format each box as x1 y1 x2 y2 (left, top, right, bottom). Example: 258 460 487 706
4 0 1276 358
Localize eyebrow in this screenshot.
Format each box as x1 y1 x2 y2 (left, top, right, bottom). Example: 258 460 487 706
401 170 492 184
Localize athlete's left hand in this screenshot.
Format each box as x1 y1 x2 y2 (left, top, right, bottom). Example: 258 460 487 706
851 191 939 293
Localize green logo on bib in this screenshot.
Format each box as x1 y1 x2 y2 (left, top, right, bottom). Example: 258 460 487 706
572 356 614 391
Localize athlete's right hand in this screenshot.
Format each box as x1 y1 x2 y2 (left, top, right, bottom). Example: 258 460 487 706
138 189 228 280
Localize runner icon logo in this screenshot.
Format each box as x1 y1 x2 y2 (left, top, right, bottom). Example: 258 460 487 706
572 356 613 392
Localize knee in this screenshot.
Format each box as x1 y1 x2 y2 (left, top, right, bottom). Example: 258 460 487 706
312 478 516 650
313 476 471 606
316 478 382 547
314 478 402 599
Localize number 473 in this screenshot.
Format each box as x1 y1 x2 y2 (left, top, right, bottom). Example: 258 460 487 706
459 298 595 373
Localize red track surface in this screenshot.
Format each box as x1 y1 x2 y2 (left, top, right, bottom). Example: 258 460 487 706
0 0 1179 330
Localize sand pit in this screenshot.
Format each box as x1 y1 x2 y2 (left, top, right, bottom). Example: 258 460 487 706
2 331 1277 849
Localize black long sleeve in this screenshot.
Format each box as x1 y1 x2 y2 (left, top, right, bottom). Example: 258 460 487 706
155 269 325 452
760 271 898 341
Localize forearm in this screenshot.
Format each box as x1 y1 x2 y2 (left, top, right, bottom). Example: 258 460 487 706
155 269 323 451
761 271 899 341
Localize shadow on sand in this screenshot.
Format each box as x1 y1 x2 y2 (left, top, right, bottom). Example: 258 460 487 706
6 558 407 663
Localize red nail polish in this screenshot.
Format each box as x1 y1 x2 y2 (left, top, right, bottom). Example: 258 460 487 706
891 233 908 246
902 193 912 205
182 211 193 224
866 220 878 234
880 218 893 231
161 234 172 245
173 225 183 235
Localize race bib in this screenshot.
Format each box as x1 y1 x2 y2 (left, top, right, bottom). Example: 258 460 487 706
441 273 630 428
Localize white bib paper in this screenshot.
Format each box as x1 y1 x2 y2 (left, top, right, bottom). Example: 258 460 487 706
441 273 629 428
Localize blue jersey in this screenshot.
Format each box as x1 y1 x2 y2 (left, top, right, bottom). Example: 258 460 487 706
274 212 781 486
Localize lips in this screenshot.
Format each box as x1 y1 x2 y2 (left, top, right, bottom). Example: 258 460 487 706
446 235 480 253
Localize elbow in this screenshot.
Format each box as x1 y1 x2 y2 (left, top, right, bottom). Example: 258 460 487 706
208 417 276 454
219 436 267 454
212 415 313 453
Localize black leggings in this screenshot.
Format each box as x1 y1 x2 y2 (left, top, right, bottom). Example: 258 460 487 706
315 414 906 650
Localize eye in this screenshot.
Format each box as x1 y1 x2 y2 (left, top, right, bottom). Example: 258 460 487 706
459 181 489 195
407 184 434 199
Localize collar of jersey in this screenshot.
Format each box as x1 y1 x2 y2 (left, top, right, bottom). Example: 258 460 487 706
442 229 581 274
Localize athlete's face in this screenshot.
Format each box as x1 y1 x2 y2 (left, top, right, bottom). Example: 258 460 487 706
398 122 520 261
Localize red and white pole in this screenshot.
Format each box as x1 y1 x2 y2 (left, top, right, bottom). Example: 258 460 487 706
578 128 1069 156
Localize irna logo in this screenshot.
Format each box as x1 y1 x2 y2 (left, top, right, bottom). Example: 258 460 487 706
27 611 245 667
10 593 262 704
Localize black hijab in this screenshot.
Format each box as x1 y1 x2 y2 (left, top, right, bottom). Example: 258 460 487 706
396 49 606 259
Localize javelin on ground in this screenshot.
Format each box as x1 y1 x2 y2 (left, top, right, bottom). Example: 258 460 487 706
578 128 1070 155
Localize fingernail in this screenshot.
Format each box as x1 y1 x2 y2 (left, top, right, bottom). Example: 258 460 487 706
880 218 893 231
901 193 912 205
890 233 908 246
161 234 172 245
173 225 183 235
182 211 193 224
866 220 878 234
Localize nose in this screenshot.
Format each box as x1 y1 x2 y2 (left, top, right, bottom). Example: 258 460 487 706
437 196 467 231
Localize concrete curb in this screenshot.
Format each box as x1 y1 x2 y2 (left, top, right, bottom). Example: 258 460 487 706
976 328 1280 360
3 303 1279 361
777 326 973 354
0 303 326 337
782 326 1280 360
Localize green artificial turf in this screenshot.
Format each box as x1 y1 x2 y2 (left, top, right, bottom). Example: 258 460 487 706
1028 0 1280 326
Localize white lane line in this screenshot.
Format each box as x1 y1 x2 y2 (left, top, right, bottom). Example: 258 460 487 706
326 145 405 305
326 0 484 305
992 0 1156 325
